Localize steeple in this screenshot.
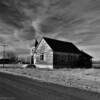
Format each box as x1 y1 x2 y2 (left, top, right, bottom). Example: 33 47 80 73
34 39 38 47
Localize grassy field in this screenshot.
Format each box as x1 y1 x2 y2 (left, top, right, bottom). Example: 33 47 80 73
1 64 100 93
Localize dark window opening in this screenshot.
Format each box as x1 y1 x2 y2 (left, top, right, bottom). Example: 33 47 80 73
40 53 44 61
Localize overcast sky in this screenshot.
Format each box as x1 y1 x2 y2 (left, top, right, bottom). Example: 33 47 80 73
0 0 100 60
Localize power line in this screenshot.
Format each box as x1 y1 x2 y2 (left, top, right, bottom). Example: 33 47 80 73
0 44 8 68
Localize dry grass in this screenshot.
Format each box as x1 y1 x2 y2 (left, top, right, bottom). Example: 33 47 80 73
1 65 100 93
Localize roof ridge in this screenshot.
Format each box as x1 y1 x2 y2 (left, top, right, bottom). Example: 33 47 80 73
34 37 92 58
43 36 72 44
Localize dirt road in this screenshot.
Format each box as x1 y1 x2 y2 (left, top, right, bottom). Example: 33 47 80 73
0 72 100 100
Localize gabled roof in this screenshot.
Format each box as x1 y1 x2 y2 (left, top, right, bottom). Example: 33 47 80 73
34 37 92 58
80 51 93 58
43 37 80 53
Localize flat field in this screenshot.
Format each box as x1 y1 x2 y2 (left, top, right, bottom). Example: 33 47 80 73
0 64 100 93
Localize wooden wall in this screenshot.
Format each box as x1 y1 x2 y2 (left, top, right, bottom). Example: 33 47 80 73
78 56 92 68
53 52 80 68
53 52 92 68
34 39 53 69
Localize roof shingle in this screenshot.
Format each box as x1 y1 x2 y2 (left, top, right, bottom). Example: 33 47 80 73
43 37 80 53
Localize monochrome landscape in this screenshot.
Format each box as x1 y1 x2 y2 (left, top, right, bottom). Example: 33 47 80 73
0 0 100 100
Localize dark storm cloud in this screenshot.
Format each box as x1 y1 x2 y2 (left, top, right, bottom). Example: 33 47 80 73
0 0 100 59
34 0 100 48
16 26 36 40
0 36 5 43
15 48 30 55
40 16 63 33
40 14 78 34
0 0 27 28
85 0 100 12
0 0 39 41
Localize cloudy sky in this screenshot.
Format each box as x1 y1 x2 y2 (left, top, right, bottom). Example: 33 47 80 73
0 0 100 60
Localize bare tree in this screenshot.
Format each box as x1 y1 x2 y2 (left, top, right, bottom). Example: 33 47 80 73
5 51 18 63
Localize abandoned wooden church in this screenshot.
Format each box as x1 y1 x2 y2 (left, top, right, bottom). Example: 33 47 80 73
31 37 92 69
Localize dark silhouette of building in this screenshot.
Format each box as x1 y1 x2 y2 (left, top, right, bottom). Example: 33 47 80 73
0 58 17 64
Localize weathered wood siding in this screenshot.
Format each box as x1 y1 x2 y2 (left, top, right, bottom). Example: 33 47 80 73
34 39 53 69
53 52 79 68
78 55 92 68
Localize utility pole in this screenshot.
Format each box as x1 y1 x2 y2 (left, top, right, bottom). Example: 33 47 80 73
0 44 8 68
